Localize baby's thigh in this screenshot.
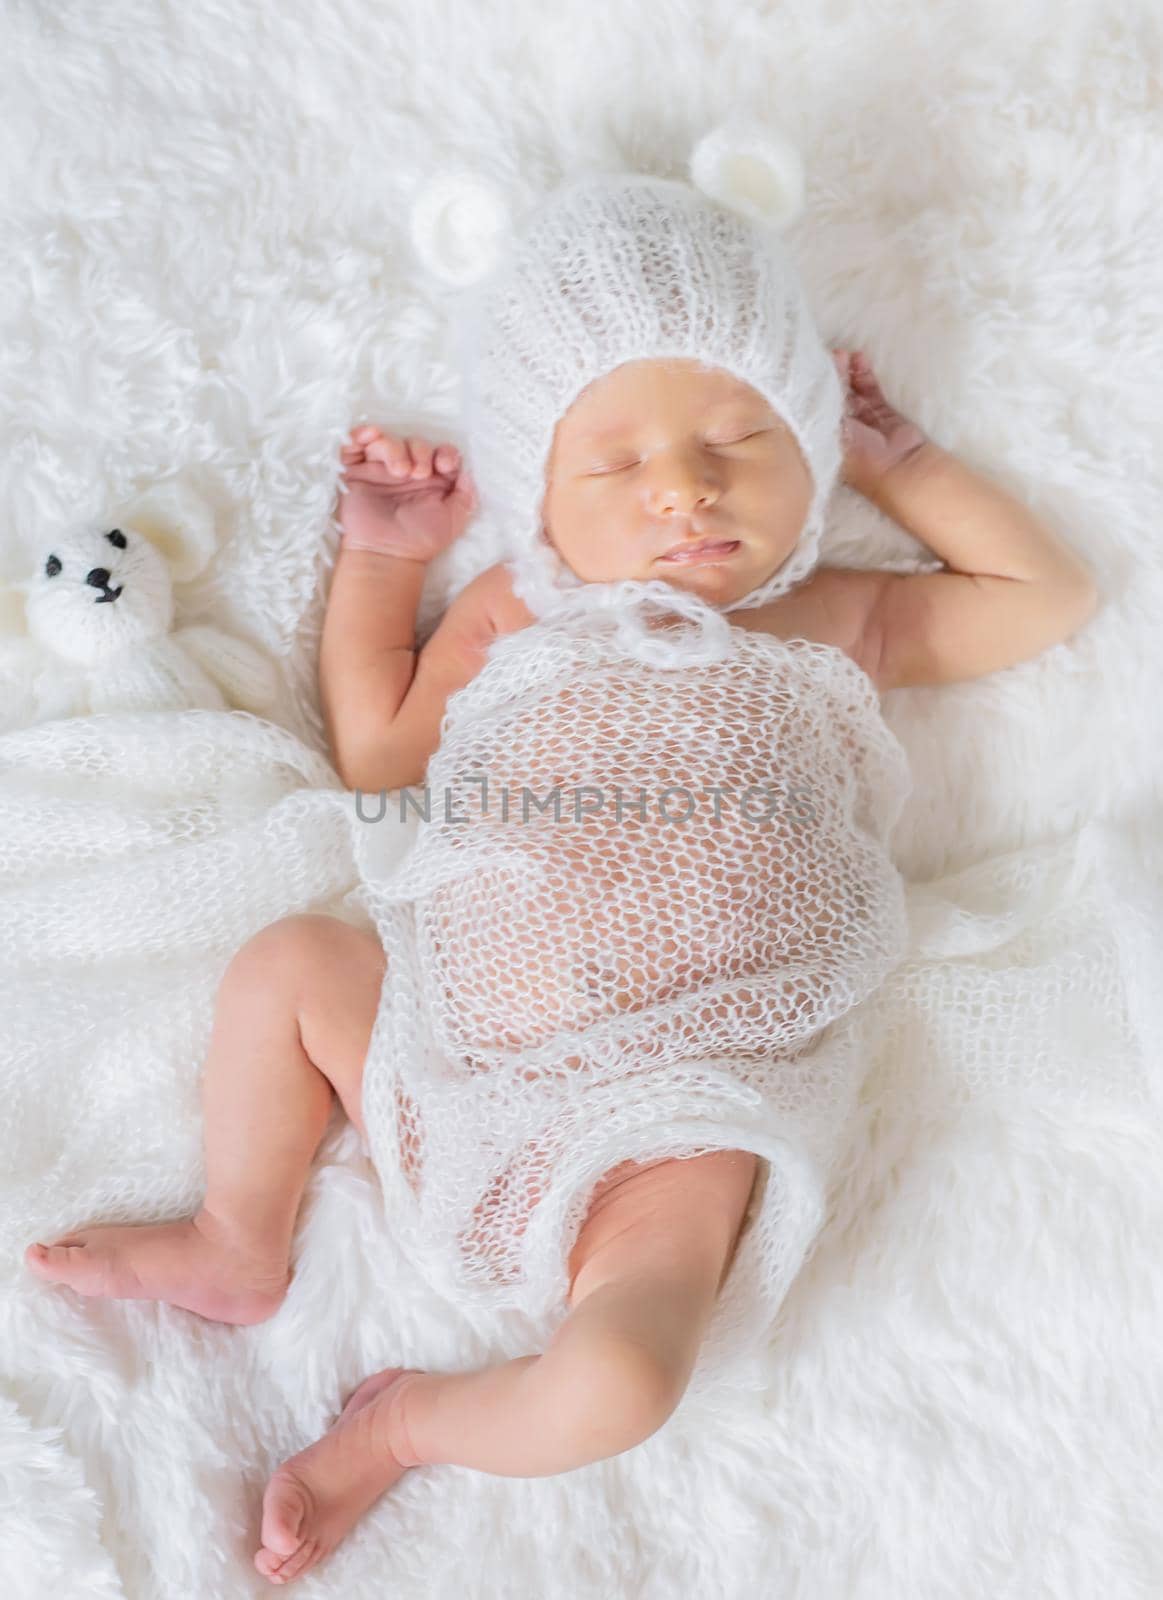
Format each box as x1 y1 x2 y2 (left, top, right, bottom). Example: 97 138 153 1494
566 1148 760 1315
236 912 386 1141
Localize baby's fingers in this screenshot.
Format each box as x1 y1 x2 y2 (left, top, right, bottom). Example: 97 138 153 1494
835 347 878 379
848 351 884 391
448 466 478 514
405 437 435 479
364 431 413 478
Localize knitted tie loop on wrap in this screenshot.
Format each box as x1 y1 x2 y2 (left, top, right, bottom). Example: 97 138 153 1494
538 578 736 668
408 124 845 667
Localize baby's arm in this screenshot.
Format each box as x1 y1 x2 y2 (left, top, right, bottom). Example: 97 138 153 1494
322 553 533 792
855 431 1100 690
740 351 1099 692
367 561 533 790
319 429 532 791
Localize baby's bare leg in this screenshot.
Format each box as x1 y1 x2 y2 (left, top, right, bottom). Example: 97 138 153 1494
391 1149 760 1473
24 913 385 1325
252 1149 758 1586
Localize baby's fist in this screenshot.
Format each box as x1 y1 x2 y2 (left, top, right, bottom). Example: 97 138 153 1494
832 350 929 498
338 428 479 560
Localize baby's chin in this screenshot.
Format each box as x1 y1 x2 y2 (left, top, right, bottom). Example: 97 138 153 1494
647 561 774 607
547 533 788 606
561 564 759 604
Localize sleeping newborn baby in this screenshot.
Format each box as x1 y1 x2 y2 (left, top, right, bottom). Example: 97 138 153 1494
24 169 1098 1588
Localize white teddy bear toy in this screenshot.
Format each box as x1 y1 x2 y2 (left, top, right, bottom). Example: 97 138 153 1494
0 482 282 731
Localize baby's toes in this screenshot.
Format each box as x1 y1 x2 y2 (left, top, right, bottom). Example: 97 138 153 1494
259 1474 308 1560
254 1548 282 1580
434 444 460 474
26 1239 103 1291
271 1537 323 1584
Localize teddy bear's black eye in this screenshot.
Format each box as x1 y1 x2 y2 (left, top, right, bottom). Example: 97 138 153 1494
45 554 62 578
106 528 127 549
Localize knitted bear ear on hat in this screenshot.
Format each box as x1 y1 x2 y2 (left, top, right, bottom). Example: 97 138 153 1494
687 122 806 230
408 170 515 288
408 122 805 288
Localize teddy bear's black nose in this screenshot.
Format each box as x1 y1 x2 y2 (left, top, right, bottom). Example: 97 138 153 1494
86 568 111 588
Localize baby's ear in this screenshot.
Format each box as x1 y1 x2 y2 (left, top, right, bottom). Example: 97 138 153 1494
119 481 217 583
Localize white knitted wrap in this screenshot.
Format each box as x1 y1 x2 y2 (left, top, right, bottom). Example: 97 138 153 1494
450 172 845 667
360 618 914 1389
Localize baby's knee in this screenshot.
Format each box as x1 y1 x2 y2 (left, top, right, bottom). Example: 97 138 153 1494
226 913 375 994
549 1316 687 1459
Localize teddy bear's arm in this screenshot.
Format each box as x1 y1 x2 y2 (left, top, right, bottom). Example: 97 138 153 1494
0 636 43 682
172 624 282 716
0 638 47 731
0 638 91 731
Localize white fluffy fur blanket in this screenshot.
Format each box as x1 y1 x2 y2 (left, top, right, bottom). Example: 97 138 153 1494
2 2 1161 1596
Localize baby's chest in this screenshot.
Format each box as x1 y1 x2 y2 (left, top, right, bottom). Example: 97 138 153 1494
431 642 869 860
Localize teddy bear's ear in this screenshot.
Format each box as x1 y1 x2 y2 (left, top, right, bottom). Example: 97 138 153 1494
118 481 217 583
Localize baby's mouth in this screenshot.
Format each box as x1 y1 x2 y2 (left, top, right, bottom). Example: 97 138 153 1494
656 537 741 566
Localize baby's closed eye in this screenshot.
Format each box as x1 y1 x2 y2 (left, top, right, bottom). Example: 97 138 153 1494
706 428 771 447
585 429 772 475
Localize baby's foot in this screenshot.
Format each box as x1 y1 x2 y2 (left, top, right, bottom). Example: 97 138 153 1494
23 1209 291 1325
254 1367 422 1586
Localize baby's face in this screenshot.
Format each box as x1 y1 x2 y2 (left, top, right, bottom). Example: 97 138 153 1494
540 358 813 608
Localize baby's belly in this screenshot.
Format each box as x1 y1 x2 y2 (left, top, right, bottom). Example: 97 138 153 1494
417 784 873 1066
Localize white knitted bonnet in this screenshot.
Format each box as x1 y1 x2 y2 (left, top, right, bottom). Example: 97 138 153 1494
410 125 844 666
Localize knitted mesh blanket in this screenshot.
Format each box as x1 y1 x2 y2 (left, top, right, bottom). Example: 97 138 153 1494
359 614 914 1389
0 710 361 1253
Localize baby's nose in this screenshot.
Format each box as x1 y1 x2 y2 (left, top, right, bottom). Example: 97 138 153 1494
645 471 716 516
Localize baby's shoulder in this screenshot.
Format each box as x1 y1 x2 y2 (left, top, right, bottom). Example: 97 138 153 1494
447 563 890 687
729 566 889 687
463 560 537 640
443 561 537 646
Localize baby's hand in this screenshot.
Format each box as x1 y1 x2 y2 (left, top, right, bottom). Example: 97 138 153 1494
831 350 930 499
338 427 479 561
